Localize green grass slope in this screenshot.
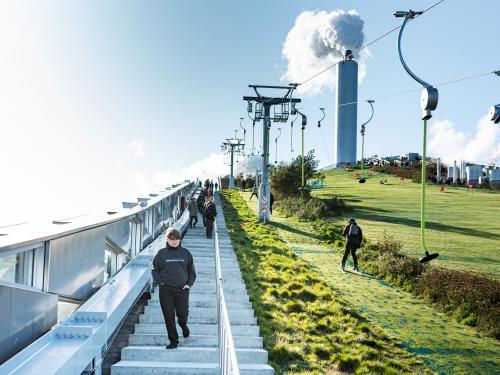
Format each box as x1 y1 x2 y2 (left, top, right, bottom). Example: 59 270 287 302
240 190 500 374
220 190 429 375
315 170 500 279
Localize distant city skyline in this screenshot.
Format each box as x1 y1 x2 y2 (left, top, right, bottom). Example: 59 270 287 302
0 0 498 225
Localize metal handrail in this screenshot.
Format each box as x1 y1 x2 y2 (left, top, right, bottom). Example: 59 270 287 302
214 220 240 375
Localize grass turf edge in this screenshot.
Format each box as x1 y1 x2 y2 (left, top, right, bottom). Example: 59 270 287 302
220 190 431 375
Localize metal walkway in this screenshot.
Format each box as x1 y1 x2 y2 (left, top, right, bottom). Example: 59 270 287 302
110 195 274 374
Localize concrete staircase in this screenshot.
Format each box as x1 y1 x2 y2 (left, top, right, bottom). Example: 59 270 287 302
111 196 274 375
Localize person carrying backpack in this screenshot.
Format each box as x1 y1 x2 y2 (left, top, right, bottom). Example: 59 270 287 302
203 198 217 238
341 218 363 272
249 184 258 201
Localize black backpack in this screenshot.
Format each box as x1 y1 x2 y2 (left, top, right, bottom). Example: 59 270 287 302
348 224 360 245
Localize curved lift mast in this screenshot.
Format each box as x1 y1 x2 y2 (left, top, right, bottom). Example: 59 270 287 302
394 9 439 263
359 100 375 183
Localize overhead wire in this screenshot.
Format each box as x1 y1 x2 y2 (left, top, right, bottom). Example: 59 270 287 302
337 69 498 108
297 0 446 87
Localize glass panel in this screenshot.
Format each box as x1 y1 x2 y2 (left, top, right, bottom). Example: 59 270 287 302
104 249 112 282
0 252 24 284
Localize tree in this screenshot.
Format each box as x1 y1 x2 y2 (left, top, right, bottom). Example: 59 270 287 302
270 150 323 200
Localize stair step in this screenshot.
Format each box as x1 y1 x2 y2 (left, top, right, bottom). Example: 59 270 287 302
140 314 257 325
111 361 274 375
119 346 269 364
143 306 255 318
129 334 263 348
134 323 260 336
111 360 218 375
147 299 251 309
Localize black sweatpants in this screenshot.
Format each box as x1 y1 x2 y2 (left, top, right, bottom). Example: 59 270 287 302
205 218 214 238
158 285 190 344
342 243 359 269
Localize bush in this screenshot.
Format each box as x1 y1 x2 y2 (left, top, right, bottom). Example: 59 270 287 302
415 267 500 338
275 196 350 221
270 150 323 199
357 232 500 339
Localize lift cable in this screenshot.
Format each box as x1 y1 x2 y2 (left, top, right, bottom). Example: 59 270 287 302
337 69 499 108
298 0 446 87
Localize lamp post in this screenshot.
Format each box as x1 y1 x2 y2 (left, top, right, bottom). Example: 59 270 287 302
394 9 439 263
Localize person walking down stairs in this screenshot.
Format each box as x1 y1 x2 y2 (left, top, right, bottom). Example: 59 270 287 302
187 197 199 229
151 228 196 349
203 198 217 239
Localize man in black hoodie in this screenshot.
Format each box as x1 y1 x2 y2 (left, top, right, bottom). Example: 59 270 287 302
152 228 196 349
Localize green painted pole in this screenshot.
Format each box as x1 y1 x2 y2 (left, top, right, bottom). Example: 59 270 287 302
361 133 365 173
301 126 305 189
421 118 429 253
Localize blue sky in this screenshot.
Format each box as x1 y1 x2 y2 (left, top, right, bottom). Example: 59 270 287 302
0 0 498 225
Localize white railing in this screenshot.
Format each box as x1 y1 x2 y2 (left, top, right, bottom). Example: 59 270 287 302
214 220 240 375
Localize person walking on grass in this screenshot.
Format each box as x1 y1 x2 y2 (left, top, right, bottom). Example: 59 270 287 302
152 228 196 350
249 184 258 201
341 218 363 272
187 197 198 229
203 197 217 238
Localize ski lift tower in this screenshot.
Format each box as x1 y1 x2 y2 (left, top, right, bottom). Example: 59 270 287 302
244 84 301 222
221 137 245 189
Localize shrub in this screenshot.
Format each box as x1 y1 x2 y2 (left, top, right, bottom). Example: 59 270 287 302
275 196 350 221
357 232 500 339
270 150 323 199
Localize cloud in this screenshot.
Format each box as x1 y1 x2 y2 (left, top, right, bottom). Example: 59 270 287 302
152 153 227 188
235 155 262 176
281 9 368 96
125 139 148 157
428 116 500 165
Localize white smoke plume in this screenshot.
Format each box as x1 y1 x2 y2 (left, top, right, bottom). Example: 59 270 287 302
428 116 500 166
235 155 262 177
282 9 368 95
152 153 226 188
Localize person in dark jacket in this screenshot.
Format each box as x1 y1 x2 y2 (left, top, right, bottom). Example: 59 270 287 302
341 218 363 272
203 198 217 238
249 184 258 201
187 197 198 228
152 228 196 349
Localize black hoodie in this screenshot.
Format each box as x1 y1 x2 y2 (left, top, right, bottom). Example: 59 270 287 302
152 244 196 288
